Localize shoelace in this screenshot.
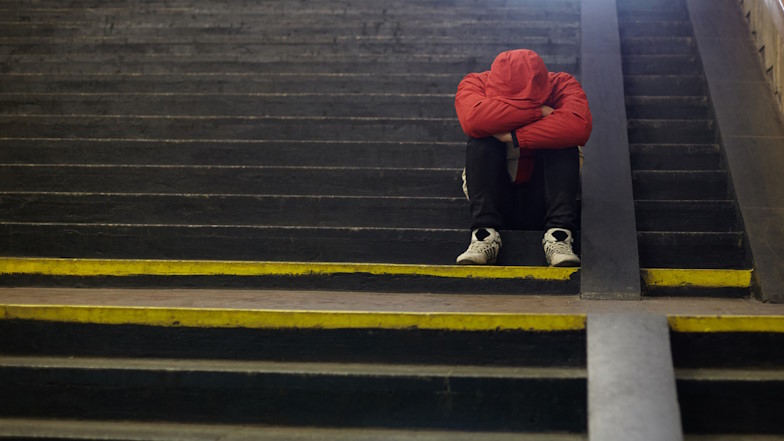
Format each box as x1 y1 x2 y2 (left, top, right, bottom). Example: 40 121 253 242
468 239 498 257
545 240 574 257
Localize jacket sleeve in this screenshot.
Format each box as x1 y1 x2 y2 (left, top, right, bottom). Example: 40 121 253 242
512 73 592 149
455 73 543 138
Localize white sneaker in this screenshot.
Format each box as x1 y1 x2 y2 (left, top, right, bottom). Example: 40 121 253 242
542 228 580 267
456 228 502 265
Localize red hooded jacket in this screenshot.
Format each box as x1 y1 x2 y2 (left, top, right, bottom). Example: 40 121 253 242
455 49 592 183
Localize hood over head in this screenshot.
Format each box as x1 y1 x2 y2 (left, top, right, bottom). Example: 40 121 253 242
485 49 552 110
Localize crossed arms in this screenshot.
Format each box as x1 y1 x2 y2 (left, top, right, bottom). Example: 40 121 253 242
455 72 593 149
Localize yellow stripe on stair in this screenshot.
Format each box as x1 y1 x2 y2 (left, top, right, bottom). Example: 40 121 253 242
669 315 784 333
0 257 578 281
0 304 587 331
641 268 753 288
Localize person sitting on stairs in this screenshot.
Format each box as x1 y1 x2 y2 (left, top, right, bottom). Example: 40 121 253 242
455 49 593 266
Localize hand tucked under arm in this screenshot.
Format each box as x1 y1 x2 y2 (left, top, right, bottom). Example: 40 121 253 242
493 106 554 143
512 76 592 149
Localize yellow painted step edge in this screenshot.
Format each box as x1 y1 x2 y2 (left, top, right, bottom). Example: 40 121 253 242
0 258 578 281
642 268 753 288
0 304 587 331
2 304 784 333
669 315 784 333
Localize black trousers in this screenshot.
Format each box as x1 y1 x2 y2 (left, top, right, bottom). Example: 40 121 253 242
465 136 579 232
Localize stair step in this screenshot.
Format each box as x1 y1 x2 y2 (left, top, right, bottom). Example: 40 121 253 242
0 224 570 266
622 55 701 75
677 369 784 434
630 144 722 170
0 316 587 364
0 165 464 197
0 2 580 21
0 39 580 58
624 75 706 96
0 93 458 118
0 33 571 43
0 73 466 94
1 57 580 75
637 232 748 269
633 170 729 200
0 20 579 40
0 115 465 143
672 322 784 432
0 193 471 229
0 140 466 168
0 356 587 431
635 200 741 232
620 37 696 55
0 418 587 441
617 8 688 22
625 96 711 119
671 325 784 369
627 119 716 144
616 0 686 10
618 20 692 38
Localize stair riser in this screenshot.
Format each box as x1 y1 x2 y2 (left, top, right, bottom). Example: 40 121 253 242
627 120 716 144
633 171 729 200
0 95 458 118
637 232 747 269
616 0 686 10
620 39 695 55
0 41 580 57
633 171 728 200
0 117 466 143
678 380 784 434
0 225 568 266
635 202 740 232
0 322 587 366
0 24 579 40
619 21 692 38
0 59 580 75
672 332 784 368
0 167 465 197
0 8 580 23
0 195 472 229
0 75 466 95
0 140 467 168
617 10 688 21
622 57 701 75
624 75 706 96
630 144 721 171
625 98 711 119
0 368 587 431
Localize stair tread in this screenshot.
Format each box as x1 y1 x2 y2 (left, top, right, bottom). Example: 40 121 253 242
0 164 465 197
0 223 571 266
0 355 586 377
0 193 472 228
0 139 465 168
0 418 587 441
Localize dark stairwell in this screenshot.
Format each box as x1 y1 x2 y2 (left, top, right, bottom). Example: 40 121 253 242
617 0 753 297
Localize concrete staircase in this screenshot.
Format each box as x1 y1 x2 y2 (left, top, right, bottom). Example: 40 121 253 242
2 0 784 439
0 0 582 293
617 0 752 297
0 311 588 439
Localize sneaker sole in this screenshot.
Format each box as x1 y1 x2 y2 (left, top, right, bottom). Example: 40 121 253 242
550 257 581 267
456 259 495 265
